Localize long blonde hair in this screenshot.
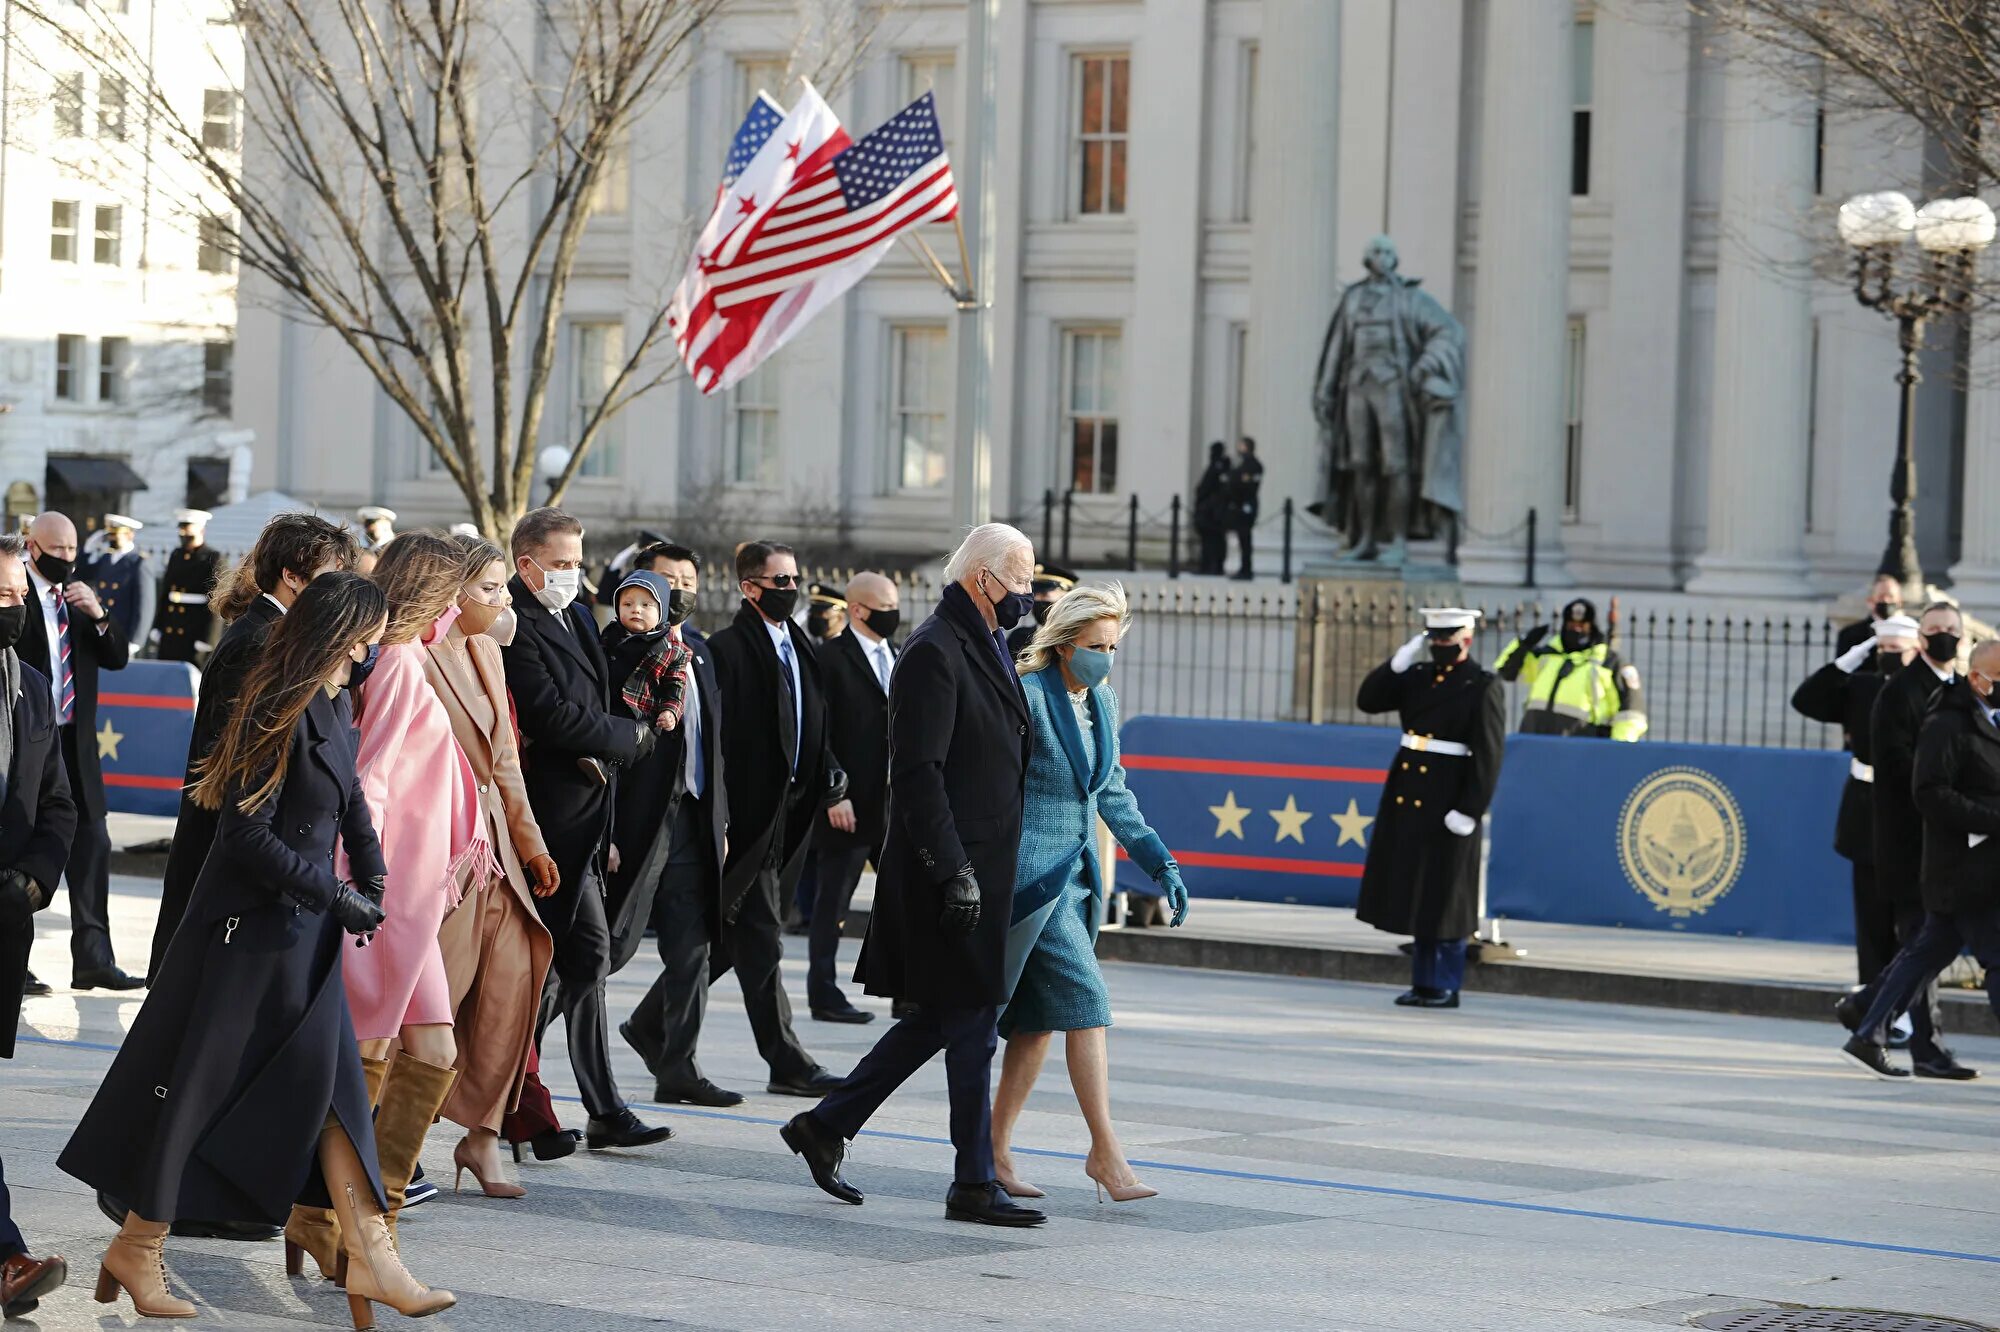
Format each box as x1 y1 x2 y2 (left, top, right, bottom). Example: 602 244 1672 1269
1016 582 1130 675
369 531 465 646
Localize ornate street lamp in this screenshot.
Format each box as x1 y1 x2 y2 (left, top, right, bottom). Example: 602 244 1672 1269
537 445 573 504
1839 190 1995 594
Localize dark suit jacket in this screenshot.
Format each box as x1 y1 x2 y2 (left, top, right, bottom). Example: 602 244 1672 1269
17 571 130 815
708 601 841 923
821 627 894 852
3 662 77 1058
500 576 641 935
1870 658 1951 904
856 586 1031 1008
1790 660 1888 864
1913 681 2000 915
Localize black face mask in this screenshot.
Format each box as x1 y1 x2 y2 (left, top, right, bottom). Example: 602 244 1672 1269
1925 631 1961 665
1031 600 1054 626
178 533 199 549
1428 642 1461 666
1560 627 1592 653
984 575 1032 630
864 607 901 639
1873 599 1899 620
0 604 26 653
807 608 836 640
755 586 799 622
666 588 696 627
345 642 382 693
1876 649 1900 673
33 551 74 586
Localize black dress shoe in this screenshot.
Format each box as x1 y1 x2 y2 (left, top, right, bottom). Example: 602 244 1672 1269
654 1078 746 1108
768 1067 845 1097
72 966 144 991
1913 1052 1980 1081
618 1019 662 1073
1393 988 1458 1008
1841 1036 1909 1080
811 1005 875 1025
170 1218 282 1240
1392 989 1426 1007
21 969 51 998
779 1112 862 1205
508 1129 581 1163
944 1180 1047 1227
586 1108 675 1150
1833 991 1863 1032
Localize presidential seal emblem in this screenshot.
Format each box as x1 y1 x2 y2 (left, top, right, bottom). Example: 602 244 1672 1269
1617 766 1745 917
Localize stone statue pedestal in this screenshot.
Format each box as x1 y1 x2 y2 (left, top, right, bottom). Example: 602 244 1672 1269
1292 561 1467 724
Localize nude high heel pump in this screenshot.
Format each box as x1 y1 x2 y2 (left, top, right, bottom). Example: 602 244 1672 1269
1085 1169 1159 1204
452 1135 525 1199
94 1215 196 1319
994 1164 1046 1200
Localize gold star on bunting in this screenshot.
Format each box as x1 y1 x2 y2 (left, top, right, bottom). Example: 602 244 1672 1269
97 718 123 762
1329 798 1374 848
1209 790 1250 840
1269 794 1312 845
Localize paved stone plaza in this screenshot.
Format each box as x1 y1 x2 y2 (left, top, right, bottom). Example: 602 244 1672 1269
7 876 2000 1330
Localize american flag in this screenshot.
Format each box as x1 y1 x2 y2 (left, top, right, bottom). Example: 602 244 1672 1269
670 89 958 395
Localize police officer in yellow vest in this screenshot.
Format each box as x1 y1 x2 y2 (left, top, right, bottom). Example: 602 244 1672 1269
1494 598 1647 741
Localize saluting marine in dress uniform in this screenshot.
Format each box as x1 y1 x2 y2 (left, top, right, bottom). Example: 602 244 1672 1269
153 510 221 664
1493 597 1646 741
85 515 153 651
1354 608 1506 1008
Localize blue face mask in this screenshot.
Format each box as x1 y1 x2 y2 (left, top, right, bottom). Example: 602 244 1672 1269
345 641 383 692
1068 646 1113 689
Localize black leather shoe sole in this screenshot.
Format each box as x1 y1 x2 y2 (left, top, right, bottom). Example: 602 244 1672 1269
1914 1061 1980 1081
72 970 145 991
586 1123 674 1150
811 1007 875 1025
655 1082 746 1108
945 1202 1048 1227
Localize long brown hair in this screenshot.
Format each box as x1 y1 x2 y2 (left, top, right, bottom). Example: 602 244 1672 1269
213 514 360 622
192 571 387 814
370 531 464 646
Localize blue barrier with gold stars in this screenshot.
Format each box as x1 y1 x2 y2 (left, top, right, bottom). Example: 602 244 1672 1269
97 660 197 818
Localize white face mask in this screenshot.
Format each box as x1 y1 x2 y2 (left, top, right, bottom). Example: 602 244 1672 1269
531 560 581 612
489 606 519 647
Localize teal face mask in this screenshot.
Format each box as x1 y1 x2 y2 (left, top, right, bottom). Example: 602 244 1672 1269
1068 646 1113 688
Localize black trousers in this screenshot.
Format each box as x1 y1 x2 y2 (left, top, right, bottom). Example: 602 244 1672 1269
0 1153 23 1261
808 842 873 1012
60 725 116 975
812 1005 999 1185
1196 527 1226 576
1232 523 1254 575
1857 905 2000 1046
1851 899 1946 1058
535 879 622 1119
626 852 717 1090
1849 859 1899 986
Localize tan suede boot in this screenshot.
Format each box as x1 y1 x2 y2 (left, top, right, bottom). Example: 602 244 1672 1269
370 1052 458 1246
286 1052 392 1281
321 1126 454 1329
94 1214 196 1319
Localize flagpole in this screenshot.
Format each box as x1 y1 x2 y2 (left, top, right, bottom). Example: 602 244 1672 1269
951 213 978 307
902 233 960 299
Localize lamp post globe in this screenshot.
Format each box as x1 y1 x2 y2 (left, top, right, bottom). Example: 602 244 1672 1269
537 445 573 503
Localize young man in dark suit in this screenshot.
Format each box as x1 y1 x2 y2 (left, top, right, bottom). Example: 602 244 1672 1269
808 571 900 1023
501 507 671 1151
700 540 844 1098
781 524 1046 1228
0 533 78 1317
18 511 134 991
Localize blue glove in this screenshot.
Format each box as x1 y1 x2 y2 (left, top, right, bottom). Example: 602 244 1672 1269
1157 863 1189 927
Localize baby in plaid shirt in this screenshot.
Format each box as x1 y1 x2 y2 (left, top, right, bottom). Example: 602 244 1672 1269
612 571 691 731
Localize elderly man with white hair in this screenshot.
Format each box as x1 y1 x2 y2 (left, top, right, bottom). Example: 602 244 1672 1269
781 522 1048 1227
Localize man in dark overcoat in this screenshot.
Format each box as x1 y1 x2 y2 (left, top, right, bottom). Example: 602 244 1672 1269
501 507 671 1151
19 510 135 990
1841 602 1967 1074
0 533 77 1318
780 524 1047 1228
1353 607 1505 1008
702 540 843 1097
153 509 223 664
1842 640 2000 1079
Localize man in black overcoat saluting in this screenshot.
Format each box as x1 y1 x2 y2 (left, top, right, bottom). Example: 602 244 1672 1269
780 523 1047 1228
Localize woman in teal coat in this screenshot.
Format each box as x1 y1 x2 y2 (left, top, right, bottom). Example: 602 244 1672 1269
991 583 1189 1203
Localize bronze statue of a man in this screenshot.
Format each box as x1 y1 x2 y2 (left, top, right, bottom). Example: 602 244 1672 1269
1311 235 1467 564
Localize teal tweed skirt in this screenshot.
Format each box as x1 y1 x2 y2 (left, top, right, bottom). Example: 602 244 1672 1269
998 863 1112 1038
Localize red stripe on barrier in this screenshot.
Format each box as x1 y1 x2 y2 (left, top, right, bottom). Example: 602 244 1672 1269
1122 754 1388 783
100 692 195 711
1115 846 1364 878
103 773 184 791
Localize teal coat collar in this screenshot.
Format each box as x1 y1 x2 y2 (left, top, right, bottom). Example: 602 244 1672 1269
1032 666 1109 794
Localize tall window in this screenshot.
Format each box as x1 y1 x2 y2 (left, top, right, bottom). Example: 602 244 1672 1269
1236 44 1258 222
50 201 79 262
99 337 129 404
1562 316 1586 518
1571 20 1594 197
202 88 239 151
736 56 791 108
94 205 122 265
1062 328 1121 494
589 132 630 217
54 73 83 137
202 339 233 415
1071 53 1129 218
900 53 956 157
197 214 234 273
727 364 781 488
98 75 128 141
889 325 949 491
55 334 85 402
570 321 624 477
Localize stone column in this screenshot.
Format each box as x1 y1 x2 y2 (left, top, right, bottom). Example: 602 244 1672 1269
1459 0 1574 587
1683 43 1816 597
1948 305 2000 605
1245 0 1340 527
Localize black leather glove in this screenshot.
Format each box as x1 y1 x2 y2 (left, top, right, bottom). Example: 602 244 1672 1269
358 875 387 910
1520 623 1551 650
631 722 658 763
329 883 387 937
0 868 36 928
825 767 849 806
940 866 981 935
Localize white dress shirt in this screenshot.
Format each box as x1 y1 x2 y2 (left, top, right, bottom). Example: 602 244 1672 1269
853 625 894 693
25 563 66 719
763 612 803 764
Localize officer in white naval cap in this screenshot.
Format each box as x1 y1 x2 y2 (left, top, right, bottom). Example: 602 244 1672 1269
356 505 397 551
85 513 153 650
154 509 221 663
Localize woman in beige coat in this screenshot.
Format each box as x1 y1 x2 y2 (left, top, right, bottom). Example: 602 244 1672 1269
423 537 558 1196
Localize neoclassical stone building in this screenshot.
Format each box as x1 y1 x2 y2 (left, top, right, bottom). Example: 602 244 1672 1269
238 0 1995 600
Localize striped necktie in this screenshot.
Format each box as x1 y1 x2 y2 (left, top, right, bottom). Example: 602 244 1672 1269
52 586 74 725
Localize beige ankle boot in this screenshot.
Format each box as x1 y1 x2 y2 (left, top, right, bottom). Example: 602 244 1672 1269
322 1127 454 1330
94 1215 196 1319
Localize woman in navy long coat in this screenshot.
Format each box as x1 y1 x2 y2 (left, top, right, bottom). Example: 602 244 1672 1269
58 572 454 1328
